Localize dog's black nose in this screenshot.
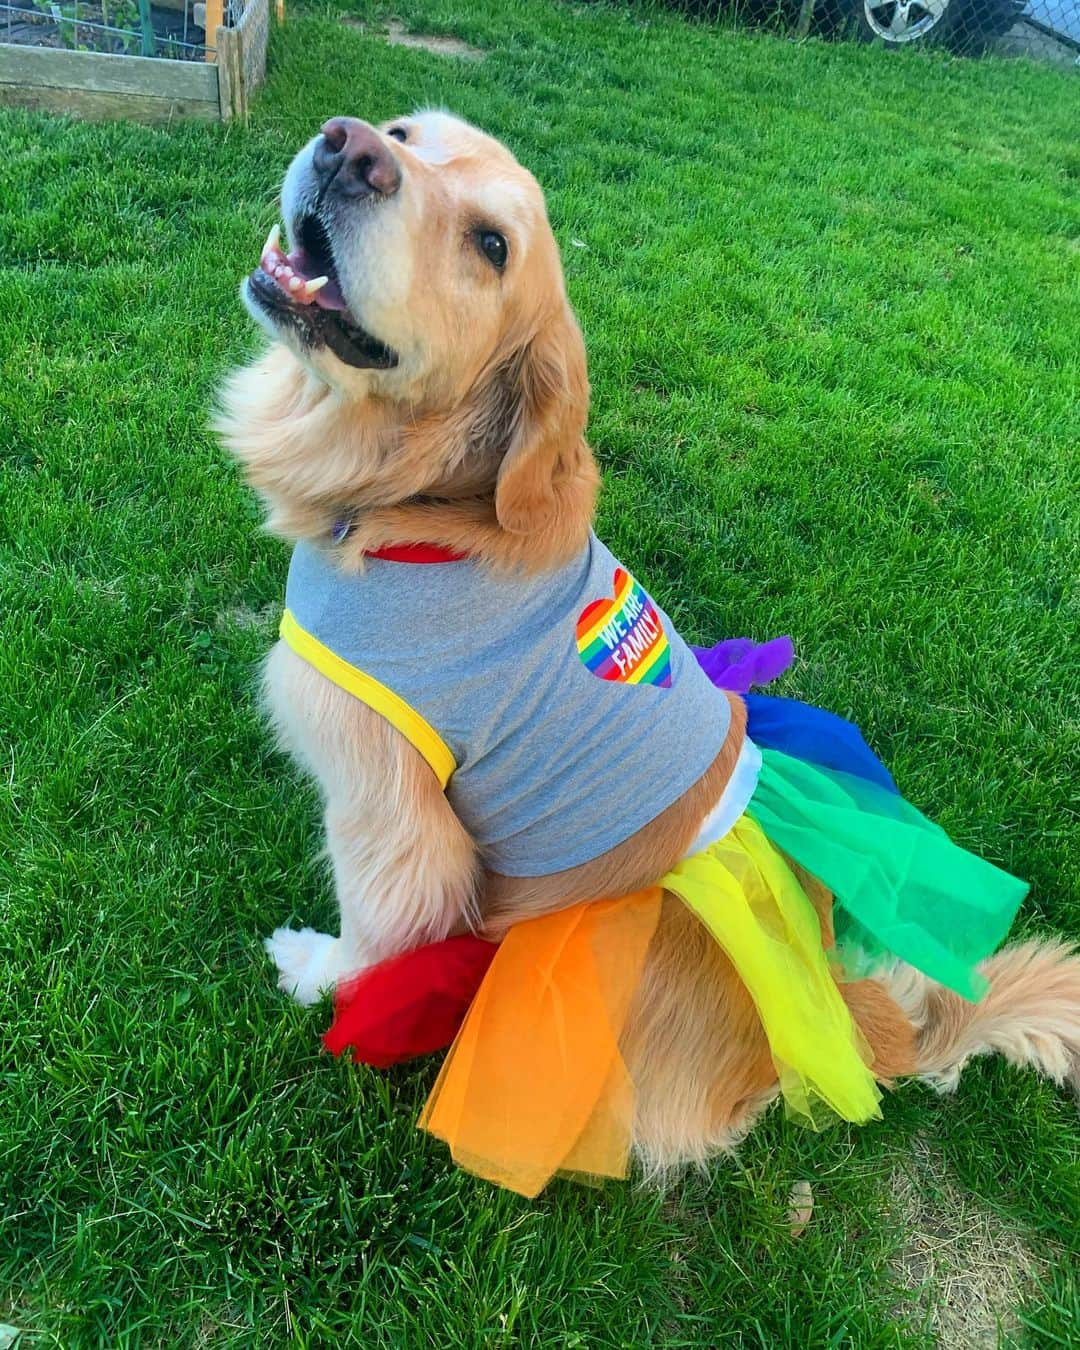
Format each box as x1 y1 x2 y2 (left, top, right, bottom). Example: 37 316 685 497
313 118 402 201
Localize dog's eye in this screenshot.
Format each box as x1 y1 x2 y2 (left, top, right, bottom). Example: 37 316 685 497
477 230 508 270
386 126 408 143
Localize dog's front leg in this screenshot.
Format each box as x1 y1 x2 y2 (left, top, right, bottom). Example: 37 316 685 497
262 642 480 1005
266 790 479 1005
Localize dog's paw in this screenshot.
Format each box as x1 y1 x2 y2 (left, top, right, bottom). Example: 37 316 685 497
264 926 343 1006
922 1065 963 1095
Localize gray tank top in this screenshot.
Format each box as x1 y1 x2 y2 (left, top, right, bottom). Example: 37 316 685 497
281 531 732 876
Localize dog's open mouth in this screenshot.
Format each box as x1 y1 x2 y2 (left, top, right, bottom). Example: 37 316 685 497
247 215 398 370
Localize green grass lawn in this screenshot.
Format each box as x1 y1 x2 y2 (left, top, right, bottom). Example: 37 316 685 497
2 1 1078 1344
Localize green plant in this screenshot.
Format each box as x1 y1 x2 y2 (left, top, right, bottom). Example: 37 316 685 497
53 2 79 48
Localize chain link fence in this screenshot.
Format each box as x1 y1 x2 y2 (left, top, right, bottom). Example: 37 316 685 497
1003 0 1080 63
0 0 257 61
668 0 1079 63
836 0 1080 59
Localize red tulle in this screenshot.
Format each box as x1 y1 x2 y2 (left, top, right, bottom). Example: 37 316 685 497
323 935 497 1068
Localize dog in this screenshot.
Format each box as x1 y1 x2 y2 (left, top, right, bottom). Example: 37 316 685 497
218 111 1080 1172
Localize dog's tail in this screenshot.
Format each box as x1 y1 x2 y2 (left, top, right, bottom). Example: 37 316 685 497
882 939 1080 1100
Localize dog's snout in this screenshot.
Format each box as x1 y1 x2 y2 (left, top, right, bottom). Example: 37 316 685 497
314 118 402 201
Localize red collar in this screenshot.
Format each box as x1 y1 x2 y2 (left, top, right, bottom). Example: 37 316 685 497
365 542 468 564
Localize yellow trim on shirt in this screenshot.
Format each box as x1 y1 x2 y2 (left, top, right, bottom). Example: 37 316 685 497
278 609 457 789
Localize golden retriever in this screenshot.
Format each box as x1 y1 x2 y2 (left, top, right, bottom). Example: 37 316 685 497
218 111 1080 1172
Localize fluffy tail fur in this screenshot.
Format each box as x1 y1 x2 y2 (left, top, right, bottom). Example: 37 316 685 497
886 940 1080 1100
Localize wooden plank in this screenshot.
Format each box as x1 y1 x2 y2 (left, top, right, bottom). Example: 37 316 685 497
0 82 219 122
215 25 233 121
235 0 269 100
0 44 218 101
225 22 244 119
204 0 223 62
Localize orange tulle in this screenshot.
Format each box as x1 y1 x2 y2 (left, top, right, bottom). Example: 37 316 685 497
417 889 663 1197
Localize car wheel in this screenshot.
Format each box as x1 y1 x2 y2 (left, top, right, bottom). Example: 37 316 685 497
850 0 1024 52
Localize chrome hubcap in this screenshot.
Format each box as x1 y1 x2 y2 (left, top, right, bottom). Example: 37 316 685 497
864 0 949 41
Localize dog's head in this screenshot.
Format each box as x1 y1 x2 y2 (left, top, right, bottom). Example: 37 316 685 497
235 111 595 554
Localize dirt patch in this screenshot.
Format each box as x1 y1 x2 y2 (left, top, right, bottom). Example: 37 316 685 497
342 18 485 62
888 1138 1051 1347
385 20 485 60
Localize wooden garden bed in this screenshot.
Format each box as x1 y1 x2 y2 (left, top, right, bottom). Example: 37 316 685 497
0 0 271 121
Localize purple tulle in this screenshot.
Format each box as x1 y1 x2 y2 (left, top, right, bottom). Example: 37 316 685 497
690 636 898 795
690 636 796 694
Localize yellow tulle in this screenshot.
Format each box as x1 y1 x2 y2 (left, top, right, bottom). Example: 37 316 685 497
661 813 882 1127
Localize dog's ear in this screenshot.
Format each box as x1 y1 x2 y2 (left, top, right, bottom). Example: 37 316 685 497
494 305 593 537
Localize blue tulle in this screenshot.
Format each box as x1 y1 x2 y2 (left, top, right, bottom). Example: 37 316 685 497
746 696 898 795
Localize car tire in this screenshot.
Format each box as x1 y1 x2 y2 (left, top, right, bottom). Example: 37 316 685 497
847 0 1025 52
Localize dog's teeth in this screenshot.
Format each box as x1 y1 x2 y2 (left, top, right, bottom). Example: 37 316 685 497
305 275 329 295
288 276 303 292
264 223 281 257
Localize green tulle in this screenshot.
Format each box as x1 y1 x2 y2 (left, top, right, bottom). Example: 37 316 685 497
750 749 1028 1001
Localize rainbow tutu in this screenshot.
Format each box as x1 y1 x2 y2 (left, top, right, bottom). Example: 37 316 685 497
332 639 1028 1196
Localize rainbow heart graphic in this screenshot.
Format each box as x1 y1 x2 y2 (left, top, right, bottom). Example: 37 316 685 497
575 568 672 688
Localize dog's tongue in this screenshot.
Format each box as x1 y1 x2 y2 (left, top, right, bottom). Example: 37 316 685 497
258 224 348 311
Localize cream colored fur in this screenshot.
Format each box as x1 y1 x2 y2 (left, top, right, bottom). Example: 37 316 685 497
262 641 479 1004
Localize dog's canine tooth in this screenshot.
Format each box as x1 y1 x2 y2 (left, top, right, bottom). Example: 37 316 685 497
264 223 281 258
304 275 329 296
